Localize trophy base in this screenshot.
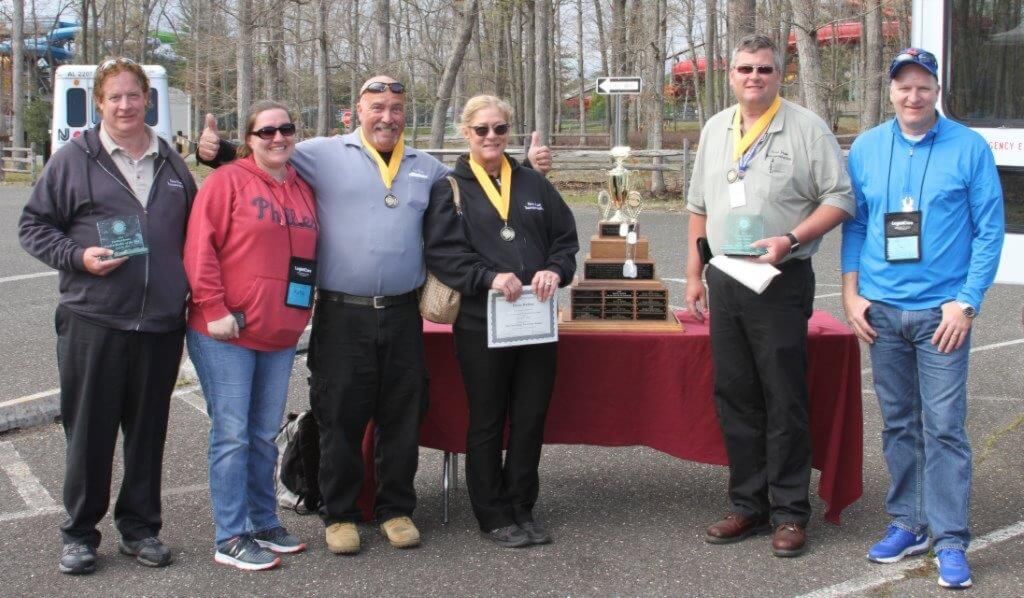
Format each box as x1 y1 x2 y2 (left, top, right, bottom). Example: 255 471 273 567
558 308 683 333
590 235 649 259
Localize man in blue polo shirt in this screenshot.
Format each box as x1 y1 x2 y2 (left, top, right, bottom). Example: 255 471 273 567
841 48 1004 590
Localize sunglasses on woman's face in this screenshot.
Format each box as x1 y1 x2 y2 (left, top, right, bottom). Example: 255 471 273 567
249 123 297 140
470 123 510 137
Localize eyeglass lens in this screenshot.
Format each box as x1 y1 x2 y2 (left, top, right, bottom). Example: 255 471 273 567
471 124 510 136
735 65 775 75
251 123 297 139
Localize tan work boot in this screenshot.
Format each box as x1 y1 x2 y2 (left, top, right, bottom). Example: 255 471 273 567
379 516 421 548
325 522 360 555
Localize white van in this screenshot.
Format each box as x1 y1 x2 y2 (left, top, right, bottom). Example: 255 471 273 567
50 64 171 156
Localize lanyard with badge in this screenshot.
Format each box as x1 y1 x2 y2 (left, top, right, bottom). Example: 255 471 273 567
883 131 935 262
727 95 780 209
279 185 319 309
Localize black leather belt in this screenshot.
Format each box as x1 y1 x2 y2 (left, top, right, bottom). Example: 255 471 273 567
317 289 417 309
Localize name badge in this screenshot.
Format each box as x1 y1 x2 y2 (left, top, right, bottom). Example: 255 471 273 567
728 180 747 208
884 211 922 262
286 257 317 309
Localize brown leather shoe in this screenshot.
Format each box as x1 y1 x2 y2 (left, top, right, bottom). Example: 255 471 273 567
705 513 770 545
771 523 807 557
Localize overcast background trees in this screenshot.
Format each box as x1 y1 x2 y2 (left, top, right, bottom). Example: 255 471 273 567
1 0 912 152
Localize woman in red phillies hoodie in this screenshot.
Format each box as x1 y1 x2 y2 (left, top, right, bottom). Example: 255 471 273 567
184 100 317 571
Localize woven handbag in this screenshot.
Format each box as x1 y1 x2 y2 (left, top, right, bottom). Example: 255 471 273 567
419 176 463 324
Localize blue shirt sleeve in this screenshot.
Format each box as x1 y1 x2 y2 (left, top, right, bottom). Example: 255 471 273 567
841 141 868 274
956 141 1005 311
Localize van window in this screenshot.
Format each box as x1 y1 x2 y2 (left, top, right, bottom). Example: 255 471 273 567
146 89 158 126
66 88 87 127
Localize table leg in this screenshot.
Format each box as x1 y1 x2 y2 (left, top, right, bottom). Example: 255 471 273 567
442 451 451 525
452 452 459 491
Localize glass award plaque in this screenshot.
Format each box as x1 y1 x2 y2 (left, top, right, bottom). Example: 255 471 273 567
97 215 148 258
722 214 768 257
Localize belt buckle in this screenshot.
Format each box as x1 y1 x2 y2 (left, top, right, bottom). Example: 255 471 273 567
372 296 386 309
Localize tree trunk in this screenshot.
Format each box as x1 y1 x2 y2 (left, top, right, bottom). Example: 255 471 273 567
577 0 586 145
524 0 536 134
266 7 285 101
316 0 331 136
647 0 667 193
374 0 390 71
428 0 480 149
727 0 757 54
792 0 830 125
535 0 551 144
236 0 254 139
860 0 883 129
349 0 360 133
704 0 717 115
12 0 24 151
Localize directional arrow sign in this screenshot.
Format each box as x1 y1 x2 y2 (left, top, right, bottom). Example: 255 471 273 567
596 76 642 95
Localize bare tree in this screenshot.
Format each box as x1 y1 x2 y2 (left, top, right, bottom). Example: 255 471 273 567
791 0 830 124
12 0 24 150
374 0 390 70
428 0 480 149
647 0 667 193
315 0 330 136
703 0 718 116
577 0 586 145
535 0 551 144
860 0 883 128
727 0 756 51
236 0 254 139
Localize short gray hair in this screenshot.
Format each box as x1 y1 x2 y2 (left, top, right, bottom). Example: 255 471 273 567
731 34 784 74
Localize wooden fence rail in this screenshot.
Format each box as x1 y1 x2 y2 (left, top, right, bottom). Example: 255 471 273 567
0 142 38 184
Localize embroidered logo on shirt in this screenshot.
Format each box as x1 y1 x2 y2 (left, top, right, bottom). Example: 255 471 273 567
167 178 184 188
408 170 430 179
524 202 545 211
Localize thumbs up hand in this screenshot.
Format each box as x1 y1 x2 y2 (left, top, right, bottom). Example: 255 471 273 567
526 130 553 175
198 113 221 162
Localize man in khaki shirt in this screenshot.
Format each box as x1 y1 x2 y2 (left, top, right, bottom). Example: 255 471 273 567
685 34 854 557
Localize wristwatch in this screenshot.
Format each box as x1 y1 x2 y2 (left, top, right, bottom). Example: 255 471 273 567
957 301 977 319
785 232 801 252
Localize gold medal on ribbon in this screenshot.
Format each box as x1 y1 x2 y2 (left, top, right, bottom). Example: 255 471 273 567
359 129 404 207
468 155 514 241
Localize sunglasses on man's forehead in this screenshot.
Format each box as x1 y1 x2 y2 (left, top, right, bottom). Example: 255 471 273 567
734 64 775 75
362 81 406 95
470 123 510 137
99 57 137 71
249 123 297 140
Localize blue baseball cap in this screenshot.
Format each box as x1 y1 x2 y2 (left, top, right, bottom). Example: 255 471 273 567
889 48 939 79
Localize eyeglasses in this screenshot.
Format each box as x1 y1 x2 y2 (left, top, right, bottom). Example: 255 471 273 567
361 81 406 95
98 57 137 71
249 123 297 140
470 123 510 137
734 64 775 75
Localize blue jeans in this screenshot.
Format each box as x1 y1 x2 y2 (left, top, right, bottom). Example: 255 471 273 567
186 329 297 546
866 302 972 551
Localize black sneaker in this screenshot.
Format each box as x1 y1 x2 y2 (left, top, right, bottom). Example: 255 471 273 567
215 535 280 571
59 542 96 575
118 536 173 567
253 526 306 554
482 525 531 548
519 521 552 545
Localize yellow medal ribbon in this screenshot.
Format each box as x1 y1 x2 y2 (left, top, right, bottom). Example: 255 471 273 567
468 155 512 221
359 129 405 190
731 95 782 161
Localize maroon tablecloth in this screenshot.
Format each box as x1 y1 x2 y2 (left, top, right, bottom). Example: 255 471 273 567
361 309 862 524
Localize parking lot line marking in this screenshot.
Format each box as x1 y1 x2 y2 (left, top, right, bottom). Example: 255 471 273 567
0 388 59 408
0 441 58 511
860 337 1024 376
815 292 841 299
173 385 207 416
0 271 57 284
0 482 211 524
798 519 1024 597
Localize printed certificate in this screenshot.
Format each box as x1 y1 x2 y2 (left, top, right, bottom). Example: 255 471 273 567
486 286 558 348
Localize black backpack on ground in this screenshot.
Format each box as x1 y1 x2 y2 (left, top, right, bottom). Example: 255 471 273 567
275 410 322 515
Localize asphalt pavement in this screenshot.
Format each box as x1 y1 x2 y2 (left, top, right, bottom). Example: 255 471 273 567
0 184 1022 597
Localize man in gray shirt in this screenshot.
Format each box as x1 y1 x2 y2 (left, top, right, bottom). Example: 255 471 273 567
198 77 550 555
685 35 853 558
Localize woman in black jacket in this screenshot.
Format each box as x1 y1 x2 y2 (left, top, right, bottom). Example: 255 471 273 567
425 95 578 548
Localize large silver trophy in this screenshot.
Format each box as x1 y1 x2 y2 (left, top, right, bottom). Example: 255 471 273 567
596 146 645 278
